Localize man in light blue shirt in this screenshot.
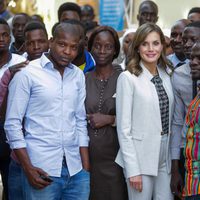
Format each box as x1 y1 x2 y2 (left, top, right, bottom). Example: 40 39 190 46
5 22 90 200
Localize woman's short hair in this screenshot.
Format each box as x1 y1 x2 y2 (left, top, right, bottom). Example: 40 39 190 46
126 22 172 76
88 25 120 60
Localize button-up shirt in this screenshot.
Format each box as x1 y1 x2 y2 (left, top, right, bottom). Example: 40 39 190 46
5 53 89 177
171 63 193 159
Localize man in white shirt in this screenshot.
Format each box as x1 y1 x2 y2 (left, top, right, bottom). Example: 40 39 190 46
5 22 90 200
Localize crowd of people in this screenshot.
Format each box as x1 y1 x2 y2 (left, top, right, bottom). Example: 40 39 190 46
0 0 200 199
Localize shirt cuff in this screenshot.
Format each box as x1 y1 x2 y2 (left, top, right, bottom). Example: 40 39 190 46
171 147 181 160
79 135 89 147
9 140 26 150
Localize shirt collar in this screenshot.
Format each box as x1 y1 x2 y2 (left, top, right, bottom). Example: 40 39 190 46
169 53 189 67
40 53 74 70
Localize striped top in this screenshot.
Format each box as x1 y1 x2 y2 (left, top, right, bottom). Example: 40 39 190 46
183 94 200 196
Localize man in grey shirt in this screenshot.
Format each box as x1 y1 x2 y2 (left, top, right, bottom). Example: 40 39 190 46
170 21 200 199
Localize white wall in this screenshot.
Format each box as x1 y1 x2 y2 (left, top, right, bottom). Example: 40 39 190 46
133 0 200 29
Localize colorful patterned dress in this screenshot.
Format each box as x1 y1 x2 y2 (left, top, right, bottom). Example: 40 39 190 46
184 94 200 197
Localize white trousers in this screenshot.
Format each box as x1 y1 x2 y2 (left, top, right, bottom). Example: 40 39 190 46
127 135 174 200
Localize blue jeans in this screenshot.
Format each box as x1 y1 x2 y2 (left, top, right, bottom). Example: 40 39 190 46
8 159 24 200
22 162 90 200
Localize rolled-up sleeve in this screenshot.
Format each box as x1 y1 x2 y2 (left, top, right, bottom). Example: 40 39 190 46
4 70 31 149
76 73 89 147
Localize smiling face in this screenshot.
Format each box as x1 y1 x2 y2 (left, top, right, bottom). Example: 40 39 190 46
138 31 163 67
0 23 10 52
182 27 200 59
91 31 116 66
170 20 189 56
25 29 49 61
49 29 80 69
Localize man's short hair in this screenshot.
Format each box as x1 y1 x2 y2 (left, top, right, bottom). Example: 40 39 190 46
188 7 200 16
186 21 200 29
52 20 86 38
81 4 94 16
138 0 158 15
62 19 86 35
24 21 48 37
12 13 31 24
58 2 81 21
52 22 81 40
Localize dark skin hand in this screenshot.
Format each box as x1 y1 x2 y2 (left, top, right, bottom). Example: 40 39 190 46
80 147 90 172
170 160 183 199
87 113 115 129
9 60 29 78
14 148 51 189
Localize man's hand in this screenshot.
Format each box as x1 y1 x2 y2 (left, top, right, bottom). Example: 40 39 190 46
14 148 51 190
87 113 115 129
24 165 52 189
9 60 29 78
80 147 90 172
170 160 183 199
129 175 143 192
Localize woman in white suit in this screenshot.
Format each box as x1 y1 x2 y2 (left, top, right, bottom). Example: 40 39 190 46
116 23 174 200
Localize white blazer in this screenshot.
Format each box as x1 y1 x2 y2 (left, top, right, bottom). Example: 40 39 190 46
115 62 174 179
